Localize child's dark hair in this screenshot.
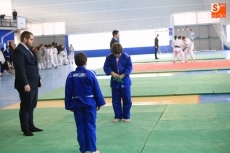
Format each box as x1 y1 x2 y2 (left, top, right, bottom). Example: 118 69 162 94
111 43 123 54
75 52 87 66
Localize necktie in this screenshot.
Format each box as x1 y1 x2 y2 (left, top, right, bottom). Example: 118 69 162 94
28 49 34 56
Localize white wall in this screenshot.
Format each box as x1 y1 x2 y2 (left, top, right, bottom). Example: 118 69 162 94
0 0 12 16
69 28 169 51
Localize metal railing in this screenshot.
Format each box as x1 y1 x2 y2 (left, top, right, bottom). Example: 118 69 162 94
0 15 17 27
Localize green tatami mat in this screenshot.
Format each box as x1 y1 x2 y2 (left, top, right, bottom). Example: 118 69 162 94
38 87 64 100
215 103 230 118
96 144 143 153
146 129 230 145
160 103 215 120
154 119 230 130
219 144 230 153
0 103 230 153
133 54 225 63
38 73 230 100
142 144 218 153
1 103 230 153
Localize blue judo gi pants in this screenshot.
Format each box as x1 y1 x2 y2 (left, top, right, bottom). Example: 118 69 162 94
112 86 132 119
73 101 97 153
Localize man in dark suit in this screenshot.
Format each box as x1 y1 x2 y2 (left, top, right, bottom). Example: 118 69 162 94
13 31 43 136
154 34 159 59
110 30 119 51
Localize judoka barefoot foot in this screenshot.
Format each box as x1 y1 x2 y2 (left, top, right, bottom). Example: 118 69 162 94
124 119 131 122
112 119 121 123
92 150 100 153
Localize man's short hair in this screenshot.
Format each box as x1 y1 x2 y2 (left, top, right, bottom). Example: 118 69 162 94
112 30 119 37
111 43 123 54
75 52 87 66
20 31 33 42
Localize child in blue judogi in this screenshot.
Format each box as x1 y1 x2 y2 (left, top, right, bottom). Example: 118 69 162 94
65 52 105 153
103 43 133 123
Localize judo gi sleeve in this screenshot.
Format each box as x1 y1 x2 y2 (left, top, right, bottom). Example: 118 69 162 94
92 76 106 107
64 75 73 110
103 56 112 75
124 56 133 76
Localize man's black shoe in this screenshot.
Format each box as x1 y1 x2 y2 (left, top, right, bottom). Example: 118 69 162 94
30 127 43 132
23 131 34 136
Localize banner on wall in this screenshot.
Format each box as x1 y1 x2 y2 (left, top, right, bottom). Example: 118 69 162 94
211 3 226 18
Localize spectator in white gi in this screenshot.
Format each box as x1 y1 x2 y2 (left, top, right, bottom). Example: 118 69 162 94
69 44 74 64
59 45 68 65
51 45 58 65
47 45 57 69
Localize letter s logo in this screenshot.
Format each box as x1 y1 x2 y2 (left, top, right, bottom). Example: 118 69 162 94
212 3 220 12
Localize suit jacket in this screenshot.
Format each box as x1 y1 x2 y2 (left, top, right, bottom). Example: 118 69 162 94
13 43 40 90
155 37 159 47
110 37 118 49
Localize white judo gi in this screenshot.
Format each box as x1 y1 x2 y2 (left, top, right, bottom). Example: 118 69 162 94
184 38 195 62
173 39 185 63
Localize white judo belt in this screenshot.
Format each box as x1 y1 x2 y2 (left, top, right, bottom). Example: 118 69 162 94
72 95 94 98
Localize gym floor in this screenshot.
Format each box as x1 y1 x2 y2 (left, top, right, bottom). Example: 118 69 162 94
0 51 230 153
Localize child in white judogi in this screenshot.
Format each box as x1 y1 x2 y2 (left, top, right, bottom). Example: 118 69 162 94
69 44 74 64
182 36 195 62
51 45 58 65
173 36 185 63
46 45 57 69
59 45 69 65
44 45 51 69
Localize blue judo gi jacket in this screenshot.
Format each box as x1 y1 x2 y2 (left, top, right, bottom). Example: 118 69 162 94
65 66 105 110
103 52 132 89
